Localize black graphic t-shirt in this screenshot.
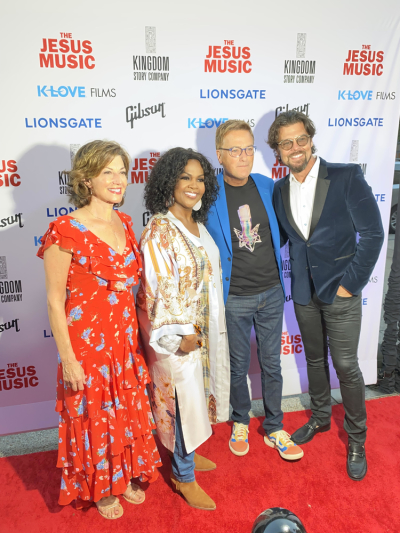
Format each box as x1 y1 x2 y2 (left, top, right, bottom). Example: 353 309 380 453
224 176 280 296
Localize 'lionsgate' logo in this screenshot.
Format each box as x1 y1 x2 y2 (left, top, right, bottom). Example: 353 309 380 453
283 33 316 84
133 27 170 81
126 103 166 129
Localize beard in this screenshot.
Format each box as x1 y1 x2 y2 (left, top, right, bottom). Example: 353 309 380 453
285 151 311 174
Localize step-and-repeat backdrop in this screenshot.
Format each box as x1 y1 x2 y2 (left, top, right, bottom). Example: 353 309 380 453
1 0 400 434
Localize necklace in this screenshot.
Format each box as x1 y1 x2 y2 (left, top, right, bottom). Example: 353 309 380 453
84 206 122 253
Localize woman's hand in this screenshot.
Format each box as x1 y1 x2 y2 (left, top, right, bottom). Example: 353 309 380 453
62 359 86 391
179 334 201 353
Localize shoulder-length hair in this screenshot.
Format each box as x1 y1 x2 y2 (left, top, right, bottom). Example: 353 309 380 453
65 140 130 208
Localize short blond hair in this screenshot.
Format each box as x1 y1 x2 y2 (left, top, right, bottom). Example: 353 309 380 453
65 140 130 208
215 120 254 149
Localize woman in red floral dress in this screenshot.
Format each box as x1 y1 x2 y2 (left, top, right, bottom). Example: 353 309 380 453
37 140 161 520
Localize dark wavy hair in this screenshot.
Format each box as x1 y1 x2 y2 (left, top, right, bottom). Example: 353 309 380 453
144 147 219 224
267 111 317 160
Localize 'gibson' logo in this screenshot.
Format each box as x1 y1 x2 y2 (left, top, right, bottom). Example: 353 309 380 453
126 102 166 129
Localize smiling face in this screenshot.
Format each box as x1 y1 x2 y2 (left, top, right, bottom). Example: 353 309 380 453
217 129 254 186
172 159 205 211
276 122 314 175
88 155 128 204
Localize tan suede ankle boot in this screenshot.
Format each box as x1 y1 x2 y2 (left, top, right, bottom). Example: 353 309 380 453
194 453 216 471
170 475 216 510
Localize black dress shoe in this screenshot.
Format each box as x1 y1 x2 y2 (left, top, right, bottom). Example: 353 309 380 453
347 443 367 481
291 419 331 444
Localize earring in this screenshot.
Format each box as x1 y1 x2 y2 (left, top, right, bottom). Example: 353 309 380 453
192 199 202 211
166 196 175 208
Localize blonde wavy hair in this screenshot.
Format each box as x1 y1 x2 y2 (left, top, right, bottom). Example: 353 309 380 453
65 140 130 208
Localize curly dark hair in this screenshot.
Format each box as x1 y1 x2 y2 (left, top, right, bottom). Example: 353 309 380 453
144 147 219 224
267 111 317 160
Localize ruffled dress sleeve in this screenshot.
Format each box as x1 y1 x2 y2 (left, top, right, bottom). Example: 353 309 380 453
37 216 86 258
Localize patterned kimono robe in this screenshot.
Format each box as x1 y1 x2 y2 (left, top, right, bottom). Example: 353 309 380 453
137 212 230 453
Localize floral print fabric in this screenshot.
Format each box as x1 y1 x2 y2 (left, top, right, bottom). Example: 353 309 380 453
37 212 161 507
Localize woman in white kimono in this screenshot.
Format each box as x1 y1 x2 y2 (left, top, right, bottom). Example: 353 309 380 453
137 148 230 511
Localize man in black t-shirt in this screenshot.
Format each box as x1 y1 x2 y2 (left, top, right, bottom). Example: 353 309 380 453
206 120 304 461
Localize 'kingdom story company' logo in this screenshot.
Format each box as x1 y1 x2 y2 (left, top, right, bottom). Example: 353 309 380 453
343 45 384 76
0 160 20 188
39 33 95 69
133 27 170 81
284 33 315 84
205 40 251 73
0 257 22 303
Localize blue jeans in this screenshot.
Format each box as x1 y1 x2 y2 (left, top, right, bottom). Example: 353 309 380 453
225 284 284 435
171 397 195 482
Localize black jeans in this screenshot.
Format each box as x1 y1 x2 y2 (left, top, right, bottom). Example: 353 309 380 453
294 292 366 445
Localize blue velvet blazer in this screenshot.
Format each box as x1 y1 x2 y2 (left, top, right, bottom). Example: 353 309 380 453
273 158 384 305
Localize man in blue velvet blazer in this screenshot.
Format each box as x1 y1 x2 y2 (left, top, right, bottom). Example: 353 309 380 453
206 119 304 462
269 111 384 480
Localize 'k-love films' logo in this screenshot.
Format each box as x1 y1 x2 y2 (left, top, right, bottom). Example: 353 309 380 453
0 257 23 303
0 160 21 188
39 33 95 69
37 86 116 98
204 40 251 73
133 27 170 81
283 33 316 84
338 90 395 101
343 45 384 76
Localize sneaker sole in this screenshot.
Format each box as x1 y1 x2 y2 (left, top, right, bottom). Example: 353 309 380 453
263 436 304 461
228 440 249 456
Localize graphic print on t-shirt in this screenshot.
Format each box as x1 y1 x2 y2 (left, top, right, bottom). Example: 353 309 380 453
233 204 261 252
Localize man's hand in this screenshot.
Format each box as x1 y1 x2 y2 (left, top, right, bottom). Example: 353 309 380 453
337 285 353 298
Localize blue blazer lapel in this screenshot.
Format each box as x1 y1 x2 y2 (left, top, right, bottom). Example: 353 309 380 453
252 174 281 255
215 173 232 254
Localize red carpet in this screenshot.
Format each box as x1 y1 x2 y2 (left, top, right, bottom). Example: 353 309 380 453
1 396 400 533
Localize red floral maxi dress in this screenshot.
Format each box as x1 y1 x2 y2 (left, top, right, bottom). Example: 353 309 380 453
37 211 161 508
